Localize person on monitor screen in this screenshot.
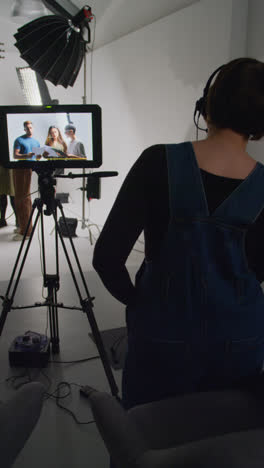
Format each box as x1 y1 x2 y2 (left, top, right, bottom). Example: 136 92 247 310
42 125 68 178
92 57 264 418
13 121 41 241
13 121 41 162
43 126 67 158
64 124 86 159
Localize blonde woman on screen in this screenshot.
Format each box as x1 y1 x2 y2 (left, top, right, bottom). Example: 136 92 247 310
44 126 67 156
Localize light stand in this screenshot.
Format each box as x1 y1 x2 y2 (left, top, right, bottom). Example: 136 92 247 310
80 27 97 234
81 47 88 230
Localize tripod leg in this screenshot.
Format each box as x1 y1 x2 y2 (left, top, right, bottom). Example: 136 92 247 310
0 200 42 336
81 298 119 397
40 207 60 354
46 276 60 353
53 202 119 397
5 199 40 299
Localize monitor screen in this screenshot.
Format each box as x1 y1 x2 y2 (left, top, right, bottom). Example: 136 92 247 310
0 104 102 169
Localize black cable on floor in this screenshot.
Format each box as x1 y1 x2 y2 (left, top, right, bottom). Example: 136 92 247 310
5 367 96 425
48 355 100 364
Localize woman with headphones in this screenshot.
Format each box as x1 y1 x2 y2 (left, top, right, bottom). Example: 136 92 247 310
93 58 264 410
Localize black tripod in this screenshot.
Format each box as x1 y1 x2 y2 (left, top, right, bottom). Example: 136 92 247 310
0 169 119 397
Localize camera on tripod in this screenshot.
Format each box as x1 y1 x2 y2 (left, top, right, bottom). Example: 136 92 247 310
0 104 119 397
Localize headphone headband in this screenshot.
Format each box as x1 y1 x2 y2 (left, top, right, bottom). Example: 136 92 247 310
194 64 226 133
202 65 225 100
197 65 225 117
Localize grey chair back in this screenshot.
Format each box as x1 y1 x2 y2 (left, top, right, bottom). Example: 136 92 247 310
89 388 264 468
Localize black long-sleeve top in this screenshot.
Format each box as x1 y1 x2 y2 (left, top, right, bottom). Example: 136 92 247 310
92 144 264 305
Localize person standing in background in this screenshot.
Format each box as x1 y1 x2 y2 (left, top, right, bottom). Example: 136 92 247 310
13 120 40 241
0 164 17 229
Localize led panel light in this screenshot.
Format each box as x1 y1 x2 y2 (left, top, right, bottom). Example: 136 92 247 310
11 0 49 19
16 66 52 105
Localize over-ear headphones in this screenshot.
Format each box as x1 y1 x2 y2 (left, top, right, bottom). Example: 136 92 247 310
194 64 225 133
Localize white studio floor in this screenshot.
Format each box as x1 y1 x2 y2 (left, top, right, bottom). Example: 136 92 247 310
0 198 144 282
0 200 144 468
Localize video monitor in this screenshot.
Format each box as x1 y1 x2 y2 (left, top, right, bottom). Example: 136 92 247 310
0 104 102 169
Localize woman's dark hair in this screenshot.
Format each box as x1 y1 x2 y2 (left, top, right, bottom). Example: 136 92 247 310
205 57 264 140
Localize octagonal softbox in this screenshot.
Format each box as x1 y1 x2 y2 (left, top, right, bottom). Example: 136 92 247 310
14 6 92 88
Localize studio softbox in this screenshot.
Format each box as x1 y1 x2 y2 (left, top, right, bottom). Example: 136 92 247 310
14 5 93 88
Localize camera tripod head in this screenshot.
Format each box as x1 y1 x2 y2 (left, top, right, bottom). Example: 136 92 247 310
35 168 118 216
35 169 57 216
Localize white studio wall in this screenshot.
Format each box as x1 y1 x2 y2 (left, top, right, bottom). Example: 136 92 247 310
247 0 264 60
229 0 248 59
0 0 254 229
0 54 27 106
74 0 247 226
245 0 264 164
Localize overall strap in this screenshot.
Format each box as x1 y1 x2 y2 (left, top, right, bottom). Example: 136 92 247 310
166 142 209 218
213 162 264 224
